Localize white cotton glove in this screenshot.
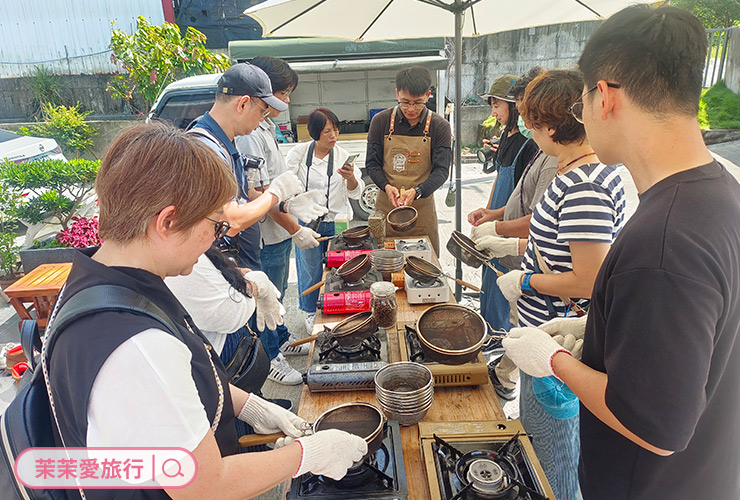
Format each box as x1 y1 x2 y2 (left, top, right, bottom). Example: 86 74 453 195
475 236 519 258
502 327 572 378
294 429 368 480
470 220 500 240
285 189 329 223
238 394 308 437
497 270 526 303
291 226 321 250
265 171 303 202
539 315 587 360
245 271 285 331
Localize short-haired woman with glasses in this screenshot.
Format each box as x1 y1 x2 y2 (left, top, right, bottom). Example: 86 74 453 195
46 121 368 500
476 70 627 499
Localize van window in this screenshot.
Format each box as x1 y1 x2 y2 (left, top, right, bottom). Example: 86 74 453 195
155 92 216 130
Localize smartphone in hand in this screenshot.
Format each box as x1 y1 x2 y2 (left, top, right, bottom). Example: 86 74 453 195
342 153 360 171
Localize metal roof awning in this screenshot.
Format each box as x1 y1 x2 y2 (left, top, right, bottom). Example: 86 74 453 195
228 36 447 72
287 55 447 73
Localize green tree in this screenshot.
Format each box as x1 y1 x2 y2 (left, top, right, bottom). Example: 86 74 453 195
0 158 100 230
673 0 740 28
0 185 24 279
19 103 98 159
108 16 230 113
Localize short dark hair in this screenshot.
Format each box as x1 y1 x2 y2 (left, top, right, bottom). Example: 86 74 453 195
578 5 707 116
519 69 587 145
308 108 340 141
250 56 299 94
395 67 432 96
510 67 545 100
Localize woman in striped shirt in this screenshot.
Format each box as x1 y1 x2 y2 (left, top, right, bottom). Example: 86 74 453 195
474 69 626 499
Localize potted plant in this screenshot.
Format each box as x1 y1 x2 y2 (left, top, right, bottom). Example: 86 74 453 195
0 158 100 272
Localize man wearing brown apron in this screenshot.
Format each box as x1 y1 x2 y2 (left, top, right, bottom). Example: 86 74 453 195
366 67 452 256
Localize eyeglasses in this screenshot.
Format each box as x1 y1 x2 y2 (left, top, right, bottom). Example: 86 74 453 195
205 216 231 239
253 98 271 118
397 100 427 110
569 82 621 124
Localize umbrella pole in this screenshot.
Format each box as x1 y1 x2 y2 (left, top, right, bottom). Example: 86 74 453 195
454 1 463 302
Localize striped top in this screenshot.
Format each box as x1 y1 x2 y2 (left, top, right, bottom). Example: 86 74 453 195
518 163 626 327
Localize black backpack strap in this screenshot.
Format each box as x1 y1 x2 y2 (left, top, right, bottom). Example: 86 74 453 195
20 320 40 371
44 285 184 358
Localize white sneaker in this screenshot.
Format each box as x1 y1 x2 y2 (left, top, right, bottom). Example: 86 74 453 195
281 336 310 356
304 313 316 334
268 353 303 385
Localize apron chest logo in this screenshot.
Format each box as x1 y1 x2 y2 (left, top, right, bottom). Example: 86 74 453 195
393 153 407 172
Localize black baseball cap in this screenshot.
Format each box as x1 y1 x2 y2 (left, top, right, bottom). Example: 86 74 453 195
217 63 288 112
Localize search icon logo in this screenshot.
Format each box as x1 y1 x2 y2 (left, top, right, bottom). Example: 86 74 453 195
162 458 185 478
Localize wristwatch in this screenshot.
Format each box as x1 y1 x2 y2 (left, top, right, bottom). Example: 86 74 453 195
413 186 423 200
278 200 289 213
521 273 537 297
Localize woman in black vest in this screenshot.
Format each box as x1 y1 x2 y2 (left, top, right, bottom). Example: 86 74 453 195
48 122 366 499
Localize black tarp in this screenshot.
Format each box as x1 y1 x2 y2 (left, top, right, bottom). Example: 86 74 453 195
174 0 265 48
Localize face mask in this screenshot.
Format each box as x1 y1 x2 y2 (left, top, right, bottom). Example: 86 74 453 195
517 115 533 139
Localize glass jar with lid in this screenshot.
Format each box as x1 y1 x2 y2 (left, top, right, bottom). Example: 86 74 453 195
370 281 397 329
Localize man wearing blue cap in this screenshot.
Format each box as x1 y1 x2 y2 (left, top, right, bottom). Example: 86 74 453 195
191 63 323 269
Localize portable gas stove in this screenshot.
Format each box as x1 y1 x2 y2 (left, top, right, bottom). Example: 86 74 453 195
316 268 383 315
397 323 489 387
388 236 433 262
303 326 389 392
420 420 554 500
325 234 379 267
287 419 407 499
404 272 450 304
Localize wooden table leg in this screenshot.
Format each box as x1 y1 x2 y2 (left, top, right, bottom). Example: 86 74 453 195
8 297 32 321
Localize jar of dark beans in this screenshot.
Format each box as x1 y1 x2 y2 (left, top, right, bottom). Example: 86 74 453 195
370 281 397 329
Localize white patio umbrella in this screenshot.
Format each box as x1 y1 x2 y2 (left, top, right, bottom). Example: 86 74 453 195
245 0 653 299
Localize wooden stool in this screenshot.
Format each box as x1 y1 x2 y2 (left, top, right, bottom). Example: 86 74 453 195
4 263 73 330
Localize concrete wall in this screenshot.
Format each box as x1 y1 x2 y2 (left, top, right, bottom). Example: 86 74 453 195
724 27 740 93
0 74 145 121
439 20 602 106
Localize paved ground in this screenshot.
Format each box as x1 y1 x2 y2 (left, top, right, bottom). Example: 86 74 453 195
1 141 738 499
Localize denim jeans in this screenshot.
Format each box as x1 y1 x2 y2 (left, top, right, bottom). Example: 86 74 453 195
295 221 335 313
260 237 292 299
480 257 514 331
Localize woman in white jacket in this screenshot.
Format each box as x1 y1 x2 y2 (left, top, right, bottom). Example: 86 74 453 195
286 108 364 333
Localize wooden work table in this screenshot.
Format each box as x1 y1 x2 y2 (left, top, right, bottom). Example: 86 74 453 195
295 259 505 499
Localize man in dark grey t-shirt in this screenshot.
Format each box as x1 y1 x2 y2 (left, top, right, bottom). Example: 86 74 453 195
502 5 740 498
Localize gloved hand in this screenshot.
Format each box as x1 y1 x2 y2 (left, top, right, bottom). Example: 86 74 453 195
244 271 285 331
470 220 500 240
475 236 519 258
539 315 588 339
497 270 526 303
294 429 368 480
265 171 303 202
539 315 587 360
238 394 308 437
291 226 321 250
285 189 328 223
502 327 571 378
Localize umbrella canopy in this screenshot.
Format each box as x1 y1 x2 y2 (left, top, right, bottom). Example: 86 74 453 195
245 0 647 41
245 0 654 299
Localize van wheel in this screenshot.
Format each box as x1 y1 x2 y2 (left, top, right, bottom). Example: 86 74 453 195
350 173 378 221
